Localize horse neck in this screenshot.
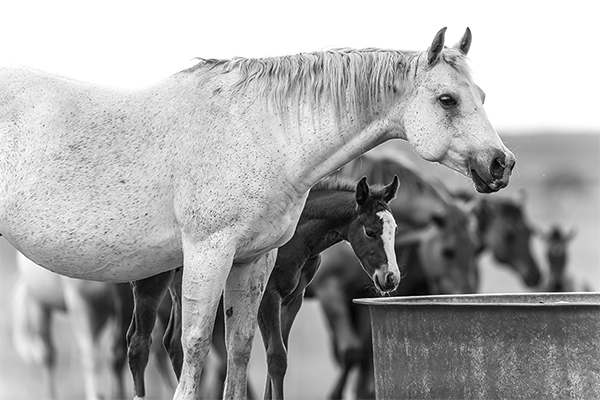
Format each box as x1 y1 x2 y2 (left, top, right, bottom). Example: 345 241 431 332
295 189 358 255
277 109 397 193
194 52 419 192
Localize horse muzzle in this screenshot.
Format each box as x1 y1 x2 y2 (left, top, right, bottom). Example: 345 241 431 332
469 149 516 193
373 269 400 293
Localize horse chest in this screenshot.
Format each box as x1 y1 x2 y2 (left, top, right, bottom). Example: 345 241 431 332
219 185 308 263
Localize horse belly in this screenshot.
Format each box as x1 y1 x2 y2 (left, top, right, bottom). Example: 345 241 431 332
2 192 183 282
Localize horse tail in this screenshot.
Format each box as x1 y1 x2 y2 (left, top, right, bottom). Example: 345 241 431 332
11 277 54 366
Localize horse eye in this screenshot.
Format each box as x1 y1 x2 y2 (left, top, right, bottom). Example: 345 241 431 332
364 228 377 238
438 94 457 109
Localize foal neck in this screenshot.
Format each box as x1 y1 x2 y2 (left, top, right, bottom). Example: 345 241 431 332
296 187 359 254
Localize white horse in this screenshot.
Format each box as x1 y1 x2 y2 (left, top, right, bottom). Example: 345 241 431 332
0 27 514 399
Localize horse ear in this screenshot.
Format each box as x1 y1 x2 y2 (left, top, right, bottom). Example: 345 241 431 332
427 27 447 66
383 175 400 203
565 228 577 241
454 27 472 55
355 176 370 206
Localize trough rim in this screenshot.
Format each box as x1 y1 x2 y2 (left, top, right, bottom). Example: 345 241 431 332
353 291 600 307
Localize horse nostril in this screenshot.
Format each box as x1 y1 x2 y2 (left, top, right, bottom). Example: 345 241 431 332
385 272 399 288
490 156 505 179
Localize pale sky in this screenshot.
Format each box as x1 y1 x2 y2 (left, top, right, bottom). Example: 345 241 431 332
0 0 598 133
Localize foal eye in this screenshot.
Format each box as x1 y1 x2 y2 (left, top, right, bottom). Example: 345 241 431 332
364 228 377 238
438 94 458 109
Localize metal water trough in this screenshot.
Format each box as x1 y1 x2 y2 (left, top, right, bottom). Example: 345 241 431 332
354 292 600 400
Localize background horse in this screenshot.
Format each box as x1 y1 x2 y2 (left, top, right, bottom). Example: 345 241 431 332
308 154 478 399
11 252 176 400
0 27 514 399
126 176 399 400
461 191 542 288
538 225 586 292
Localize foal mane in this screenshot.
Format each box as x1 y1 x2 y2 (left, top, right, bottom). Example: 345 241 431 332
301 176 389 222
184 47 470 124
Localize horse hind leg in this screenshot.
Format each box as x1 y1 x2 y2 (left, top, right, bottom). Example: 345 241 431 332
127 270 175 400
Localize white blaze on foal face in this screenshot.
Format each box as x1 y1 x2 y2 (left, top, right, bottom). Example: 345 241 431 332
375 210 400 290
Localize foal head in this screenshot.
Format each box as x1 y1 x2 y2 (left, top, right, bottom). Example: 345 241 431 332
347 176 400 294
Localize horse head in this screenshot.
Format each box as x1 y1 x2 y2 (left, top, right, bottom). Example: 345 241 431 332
346 175 401 294
394 28 515 193
477 193 542 287
417 204 479 294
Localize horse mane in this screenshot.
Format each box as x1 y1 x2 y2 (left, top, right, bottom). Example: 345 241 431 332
183 47 470 124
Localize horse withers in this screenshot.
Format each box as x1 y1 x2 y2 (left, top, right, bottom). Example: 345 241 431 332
0 27 513 399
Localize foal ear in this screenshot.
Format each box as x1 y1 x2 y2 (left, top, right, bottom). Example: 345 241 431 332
355 176 370 206
454 27 472 55
383 175 400 203
427 27 447 66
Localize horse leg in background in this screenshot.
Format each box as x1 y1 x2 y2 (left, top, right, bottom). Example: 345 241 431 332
127 270 175 400
258 283 286 400
260 255 322 400
12 280 58 399
174 237 235 400
112 283 135 400
224 250 277 399
313 278 362 400
161 267 183 386
62 280 114 400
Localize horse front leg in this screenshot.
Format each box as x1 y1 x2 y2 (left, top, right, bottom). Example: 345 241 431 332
224 249 277 400
127 270 174 400
174 235 235 400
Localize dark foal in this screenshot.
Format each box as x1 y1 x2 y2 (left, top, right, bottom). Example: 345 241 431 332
126 176 400 400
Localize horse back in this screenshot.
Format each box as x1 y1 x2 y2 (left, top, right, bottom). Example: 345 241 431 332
0 66 184 280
